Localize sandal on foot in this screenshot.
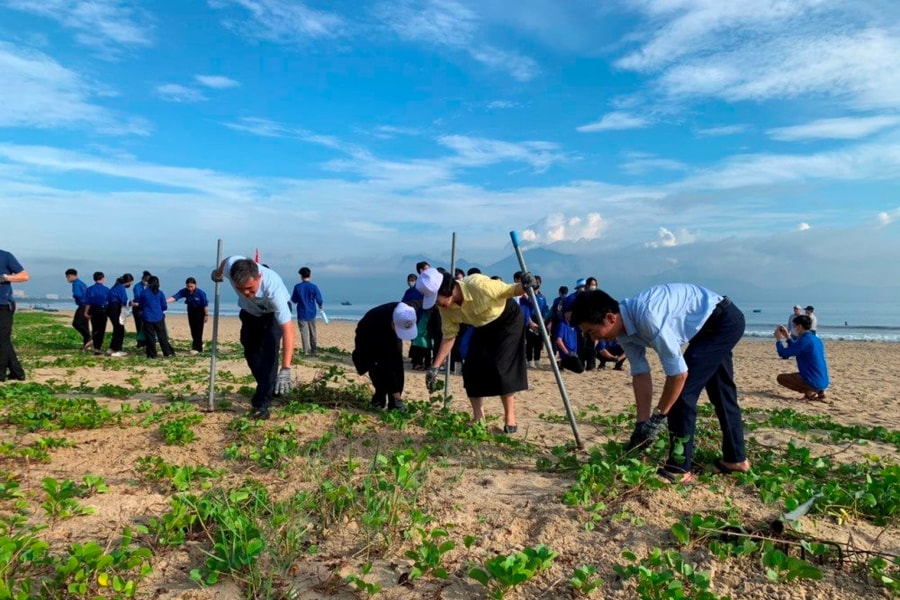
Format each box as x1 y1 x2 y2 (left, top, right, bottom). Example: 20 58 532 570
657 467 696 485
710 459 750 475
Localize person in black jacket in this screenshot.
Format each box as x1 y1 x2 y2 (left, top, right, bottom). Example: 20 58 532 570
352 301 420 411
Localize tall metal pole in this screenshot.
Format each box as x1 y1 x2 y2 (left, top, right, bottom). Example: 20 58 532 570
509 231 583 448
207 239 223 411
444 232 457 407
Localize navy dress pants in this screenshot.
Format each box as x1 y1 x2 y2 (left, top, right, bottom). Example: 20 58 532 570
665 299 746 473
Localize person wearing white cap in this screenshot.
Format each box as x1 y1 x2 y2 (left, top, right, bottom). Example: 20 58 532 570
788 305 803 340
416 267 536 433
352 301 421 411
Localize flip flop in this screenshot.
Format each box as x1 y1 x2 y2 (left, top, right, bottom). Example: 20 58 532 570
657 467 696 485
710 459 750 475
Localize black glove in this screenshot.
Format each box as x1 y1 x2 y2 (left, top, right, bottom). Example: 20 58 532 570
640 412 668 441
520 271 537 289
625 422 650 452
425 367 439 392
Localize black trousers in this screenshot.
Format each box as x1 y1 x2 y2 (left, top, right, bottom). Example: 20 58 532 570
72 308 91 344
89 306 108 351
187 306 205 352
132 306 145 347
525 329 543 361
107 303 125 352
577 331 596 371
0 302 25 380
144 318 174 358
240 310 282 411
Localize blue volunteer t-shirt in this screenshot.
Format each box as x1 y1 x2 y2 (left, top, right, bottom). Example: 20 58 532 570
0 250 24 303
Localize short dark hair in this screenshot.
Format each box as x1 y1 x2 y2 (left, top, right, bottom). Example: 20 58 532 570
467 267 481 275
92 271 104 282
586 277 597 287
147 275 160 293
570 289 620 327
558 286 568 295
299 266 311 278
65 268 77 276
415 261 430 273
513 271 523 282
407 273 417 281
185 277 197 285
230 259 260 285
118 273 134 285
437 272 455 298
792 315 812 330
454 268 465 278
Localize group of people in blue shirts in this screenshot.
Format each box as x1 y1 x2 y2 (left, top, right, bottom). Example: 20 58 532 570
65 269 209 359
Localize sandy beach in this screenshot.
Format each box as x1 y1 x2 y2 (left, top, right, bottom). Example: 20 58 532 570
3 310 898 599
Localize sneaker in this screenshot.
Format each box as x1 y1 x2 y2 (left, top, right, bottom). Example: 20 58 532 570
502 424 518 434
81 341 93 352
110 351 128 358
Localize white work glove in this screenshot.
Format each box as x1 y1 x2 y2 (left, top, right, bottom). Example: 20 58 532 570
0 274 7 283
425 367 439 392
274 367 293 396
520 271 537 289
210 269 223 283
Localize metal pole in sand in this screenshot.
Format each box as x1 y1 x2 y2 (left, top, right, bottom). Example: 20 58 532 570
444 232 457 408
509 230 583 449
207 239 223 411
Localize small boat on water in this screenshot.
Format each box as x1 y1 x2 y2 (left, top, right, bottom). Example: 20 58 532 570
752 309 762 313
341 301 352 306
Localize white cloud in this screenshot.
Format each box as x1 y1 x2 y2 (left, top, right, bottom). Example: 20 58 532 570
522 212 606 244
194 75 241 89
798 222 811 231
224 117 346 150
209 0 344 42
644 226 698 248
379 0 539 81
767 115 900 141
486 100 518 110
154 84 207 103
0 42 150 134
370 125 420 139
621 153 687 175
696 124 746 137
0 144 261 200
6 0 153 51
617 1 900 110
438 135 568 171
577 111 649 132
877 209 899 225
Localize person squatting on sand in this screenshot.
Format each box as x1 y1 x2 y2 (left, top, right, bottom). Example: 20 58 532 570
774 315 830 402
0 249 28 382
352 301 421 412
571 284 751 484
212 257 294 420
416 267 535 434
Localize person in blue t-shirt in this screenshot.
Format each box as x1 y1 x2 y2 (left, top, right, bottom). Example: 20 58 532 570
168 277 209 354
65 268 92 349
0 249 29 382
290 267 324 356
555 314 584 373
596 339 627 370
140 276 174 359
132 271 151 349
84 272 110 355
106 273 134 357
774 315 830 401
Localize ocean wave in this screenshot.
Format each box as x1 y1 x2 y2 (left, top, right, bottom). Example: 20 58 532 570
743 329 900 343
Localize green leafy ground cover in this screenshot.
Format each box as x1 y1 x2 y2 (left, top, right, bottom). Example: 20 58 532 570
0 312 896 598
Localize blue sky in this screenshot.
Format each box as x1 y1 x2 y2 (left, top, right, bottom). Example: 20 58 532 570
2 0 899 300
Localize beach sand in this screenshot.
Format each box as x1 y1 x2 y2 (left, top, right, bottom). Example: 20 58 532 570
4 311 899 599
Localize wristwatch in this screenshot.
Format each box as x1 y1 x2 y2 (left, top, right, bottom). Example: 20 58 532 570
652 407 666 417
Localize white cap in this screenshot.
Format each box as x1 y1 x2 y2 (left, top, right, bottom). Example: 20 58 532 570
415 267 443 310
392 302 418 340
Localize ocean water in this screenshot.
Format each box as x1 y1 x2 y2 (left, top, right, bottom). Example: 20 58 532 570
25 298 900 342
